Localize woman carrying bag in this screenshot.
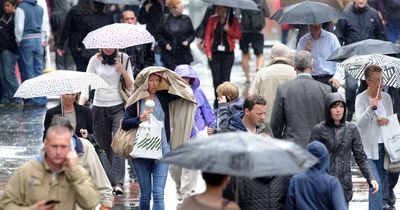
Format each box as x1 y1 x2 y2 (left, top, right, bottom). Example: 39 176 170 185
120 67 196 210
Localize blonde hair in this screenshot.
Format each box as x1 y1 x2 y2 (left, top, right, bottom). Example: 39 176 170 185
216 82 239 102
165 0 182 8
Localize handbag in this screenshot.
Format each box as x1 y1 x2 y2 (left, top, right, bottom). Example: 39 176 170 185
130 114 163 159
87 134 115 185
111 104 139 158
118 53 134 103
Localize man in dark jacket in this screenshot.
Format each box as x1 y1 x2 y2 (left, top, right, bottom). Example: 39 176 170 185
120 10 154 79
0 0 20 105
334 0 386 121
383 0 400 43
223 95 290 210
285 141 347 210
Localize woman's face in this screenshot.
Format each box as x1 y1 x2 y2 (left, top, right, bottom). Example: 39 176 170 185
148 74 161 95
101 48 116 56
330 102 345 124
366 72 384 91
172 2 184 17
61 94 77 107
215 6 228 17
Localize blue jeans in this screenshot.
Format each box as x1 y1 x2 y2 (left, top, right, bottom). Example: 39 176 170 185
386 19 400 43
133 158 168 210
345 74 358 121
368 144 388 210
0 50 20 104
18 38 47 106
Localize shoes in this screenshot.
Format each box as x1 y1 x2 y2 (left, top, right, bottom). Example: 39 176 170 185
113 185 124 196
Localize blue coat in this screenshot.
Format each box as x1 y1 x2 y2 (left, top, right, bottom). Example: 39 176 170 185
285 141 347 210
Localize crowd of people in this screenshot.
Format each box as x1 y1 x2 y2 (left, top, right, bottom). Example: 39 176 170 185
0 0 400 210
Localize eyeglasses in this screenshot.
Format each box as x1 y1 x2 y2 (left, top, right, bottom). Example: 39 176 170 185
367 78 384 84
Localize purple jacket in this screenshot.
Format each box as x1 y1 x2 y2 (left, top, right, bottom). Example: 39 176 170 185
175 65 216 138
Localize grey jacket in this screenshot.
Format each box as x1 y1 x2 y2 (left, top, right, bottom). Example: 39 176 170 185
270 74 331 148
355 90 393 160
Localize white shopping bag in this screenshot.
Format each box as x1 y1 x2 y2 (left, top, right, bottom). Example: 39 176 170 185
130 115 163 159
382 114 400 162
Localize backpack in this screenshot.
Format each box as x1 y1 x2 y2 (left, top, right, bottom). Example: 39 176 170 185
240 0 268 32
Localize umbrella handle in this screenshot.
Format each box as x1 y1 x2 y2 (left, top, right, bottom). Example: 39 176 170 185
372 75 382 110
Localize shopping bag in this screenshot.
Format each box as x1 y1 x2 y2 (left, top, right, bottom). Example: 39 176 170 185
382 114 400 162
130 115 163 159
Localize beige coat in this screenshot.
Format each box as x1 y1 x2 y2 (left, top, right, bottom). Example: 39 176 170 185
126 66 197 150
0 155 99 210
77 138 113 209
249 57 296 124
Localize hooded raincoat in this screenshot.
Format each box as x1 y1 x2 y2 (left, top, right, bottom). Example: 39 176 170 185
310 93 374 201
285 141 347 210
175 65 216 138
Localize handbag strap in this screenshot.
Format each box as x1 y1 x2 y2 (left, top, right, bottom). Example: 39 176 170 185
330 122 348 167
119 53 131 90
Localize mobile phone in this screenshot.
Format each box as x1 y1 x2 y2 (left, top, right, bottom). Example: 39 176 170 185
44 200 61 205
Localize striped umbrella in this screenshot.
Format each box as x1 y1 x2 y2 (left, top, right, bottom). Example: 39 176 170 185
339 54 400 88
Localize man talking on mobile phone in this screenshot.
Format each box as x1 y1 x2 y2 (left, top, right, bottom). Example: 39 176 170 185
0 118 99 210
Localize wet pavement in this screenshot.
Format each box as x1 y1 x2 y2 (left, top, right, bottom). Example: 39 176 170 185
0 48 399 209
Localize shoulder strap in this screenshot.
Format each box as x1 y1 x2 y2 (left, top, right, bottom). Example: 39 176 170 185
330 123 348 167
221 199 230 210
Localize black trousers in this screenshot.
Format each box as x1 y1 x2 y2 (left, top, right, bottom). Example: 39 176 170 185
209 52 234 108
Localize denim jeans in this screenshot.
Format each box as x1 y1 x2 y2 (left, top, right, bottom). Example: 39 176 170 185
0 50 20 104
368 144 388 210
345 75 358 121
133 158 169 210
386 19 400 43
18 38 47 106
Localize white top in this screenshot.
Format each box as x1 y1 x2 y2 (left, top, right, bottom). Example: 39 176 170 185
371 98 387 144
82 52 133 107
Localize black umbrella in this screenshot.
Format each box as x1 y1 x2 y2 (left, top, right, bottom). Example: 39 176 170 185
162 132 318 178
202 0 260 11
270 0 344 24
93 0 140 5
327 39 400 62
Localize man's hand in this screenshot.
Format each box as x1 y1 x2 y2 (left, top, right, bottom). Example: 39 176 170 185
56 48 65 56
182 40 189 46
36 200 56 210
41 42 48 47
377 117 389 126
306 41 313 52
207 127 215 135
370 180 379 194
99 205 112 210
328 78 341 89
217 95 227 104
80 129 88 138
166 44 172 51
66 151 79 171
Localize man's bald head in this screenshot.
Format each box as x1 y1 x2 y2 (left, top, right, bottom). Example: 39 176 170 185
121 10 137 25
270 43 290 59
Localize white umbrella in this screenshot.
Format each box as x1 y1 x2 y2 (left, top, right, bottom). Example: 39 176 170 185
339 54 400 88
82 23 155 49
14 70 109 98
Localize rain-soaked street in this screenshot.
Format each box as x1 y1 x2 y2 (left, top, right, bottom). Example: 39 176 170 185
0 48 399 209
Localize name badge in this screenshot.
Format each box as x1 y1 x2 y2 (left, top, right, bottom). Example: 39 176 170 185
217 45 226 52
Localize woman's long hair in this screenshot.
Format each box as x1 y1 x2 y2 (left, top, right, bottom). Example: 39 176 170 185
77 0 96 16
100 49 118 65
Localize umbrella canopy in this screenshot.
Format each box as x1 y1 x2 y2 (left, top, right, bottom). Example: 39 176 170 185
280 0 343 10
93 0 140 5
202 0 260 11
339 54 400 88
162 132 318 178
327 39 400 62
270 1 344 24
14 70 109 98
82 23 155 49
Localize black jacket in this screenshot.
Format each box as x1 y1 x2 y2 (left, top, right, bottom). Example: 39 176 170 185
383 0 400 20
309 93 374 201
138 0 169 40
0 13 17 53
44 103 93 138
335 4 386 45
158 13 195 67
57 6 82 49
123 43 155 79
223 176 291 210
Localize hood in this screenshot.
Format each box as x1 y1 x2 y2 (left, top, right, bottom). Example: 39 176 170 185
227 97 244 114
228 111 247 131
24 0 38 5
175 65 200 91
306 141 329 173
325 93 346 127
